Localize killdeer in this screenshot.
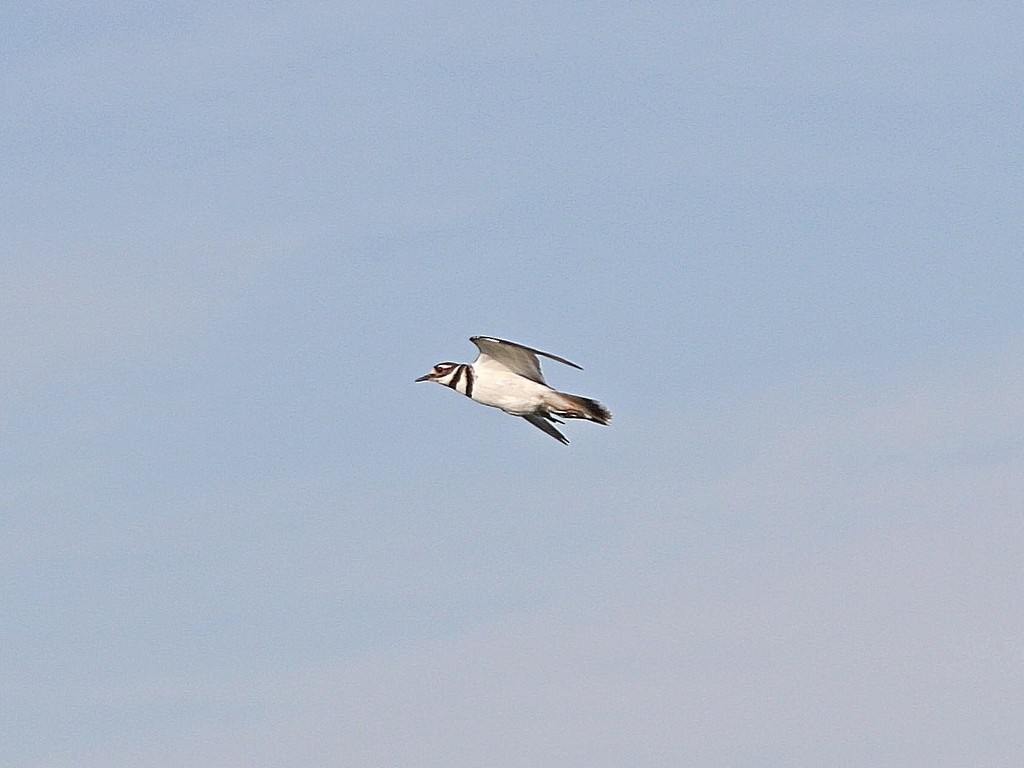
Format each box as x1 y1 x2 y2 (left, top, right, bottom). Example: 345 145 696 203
415 336 611 445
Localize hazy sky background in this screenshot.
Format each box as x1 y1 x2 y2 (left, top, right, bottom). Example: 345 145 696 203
3 3 1022 766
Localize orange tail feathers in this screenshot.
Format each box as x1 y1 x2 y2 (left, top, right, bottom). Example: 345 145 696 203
548 392 612 425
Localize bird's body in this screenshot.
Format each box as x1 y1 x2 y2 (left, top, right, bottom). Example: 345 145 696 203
416 336 611 444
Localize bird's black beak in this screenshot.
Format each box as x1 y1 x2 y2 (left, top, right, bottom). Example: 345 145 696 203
414 373 432 382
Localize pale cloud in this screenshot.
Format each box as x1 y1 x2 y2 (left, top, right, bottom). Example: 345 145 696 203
181 523 1021 768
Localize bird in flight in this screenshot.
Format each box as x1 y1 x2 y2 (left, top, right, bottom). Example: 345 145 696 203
415 336 611 444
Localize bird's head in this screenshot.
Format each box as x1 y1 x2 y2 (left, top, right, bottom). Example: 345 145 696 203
415 362 459 384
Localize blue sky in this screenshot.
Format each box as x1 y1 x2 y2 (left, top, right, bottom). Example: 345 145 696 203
3 3 1022 766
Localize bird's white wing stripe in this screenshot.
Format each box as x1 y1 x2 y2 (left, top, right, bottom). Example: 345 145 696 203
471 336 582 369
470 336 581 385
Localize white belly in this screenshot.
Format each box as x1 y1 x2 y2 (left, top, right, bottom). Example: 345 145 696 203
470 369 553 415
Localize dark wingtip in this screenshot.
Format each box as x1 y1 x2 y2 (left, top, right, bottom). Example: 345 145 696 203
522 414 570 444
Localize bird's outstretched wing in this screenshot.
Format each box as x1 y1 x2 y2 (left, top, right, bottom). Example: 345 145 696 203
522 414 569 445
470 336 582 385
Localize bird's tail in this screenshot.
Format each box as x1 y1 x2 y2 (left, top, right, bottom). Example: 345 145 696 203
547 392 612 425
